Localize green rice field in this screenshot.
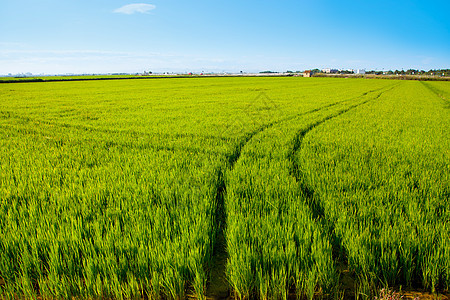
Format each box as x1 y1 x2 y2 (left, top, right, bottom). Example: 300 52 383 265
0 77 449 299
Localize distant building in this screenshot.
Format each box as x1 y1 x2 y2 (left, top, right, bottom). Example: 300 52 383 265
303 70 312 77
322 68 338 74
355 69 365 74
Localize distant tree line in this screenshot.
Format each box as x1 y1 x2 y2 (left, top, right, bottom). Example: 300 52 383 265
365 69 450 76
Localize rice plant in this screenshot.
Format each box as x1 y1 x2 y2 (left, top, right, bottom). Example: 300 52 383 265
0 77 447 299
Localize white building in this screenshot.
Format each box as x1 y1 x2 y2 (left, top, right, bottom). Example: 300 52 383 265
322 68 339 74
355 69 366 74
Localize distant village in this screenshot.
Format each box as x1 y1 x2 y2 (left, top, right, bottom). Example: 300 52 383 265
3 68 449 78
261 68 450 77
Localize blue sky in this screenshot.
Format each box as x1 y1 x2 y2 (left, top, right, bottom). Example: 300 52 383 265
1 0 449 74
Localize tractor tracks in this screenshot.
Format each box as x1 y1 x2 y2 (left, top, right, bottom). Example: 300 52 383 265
289 85 395 228
287 84 396 296
206 85 394 299
289 86 395 180
421 81 450 108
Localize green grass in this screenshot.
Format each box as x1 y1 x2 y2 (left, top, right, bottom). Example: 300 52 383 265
0 77 448 299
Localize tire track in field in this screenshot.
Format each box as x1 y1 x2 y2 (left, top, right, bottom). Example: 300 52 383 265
288 84 396 297
289 84 397 187
205 86 389 299
289 85 396 229
420 81 450 108
225 85 388 168
207 103 343 299
289 86 393 180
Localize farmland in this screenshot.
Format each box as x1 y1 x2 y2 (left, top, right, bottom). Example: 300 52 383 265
0 77 448 299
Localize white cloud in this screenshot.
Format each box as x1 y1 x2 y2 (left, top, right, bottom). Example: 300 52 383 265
114 3 156 15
